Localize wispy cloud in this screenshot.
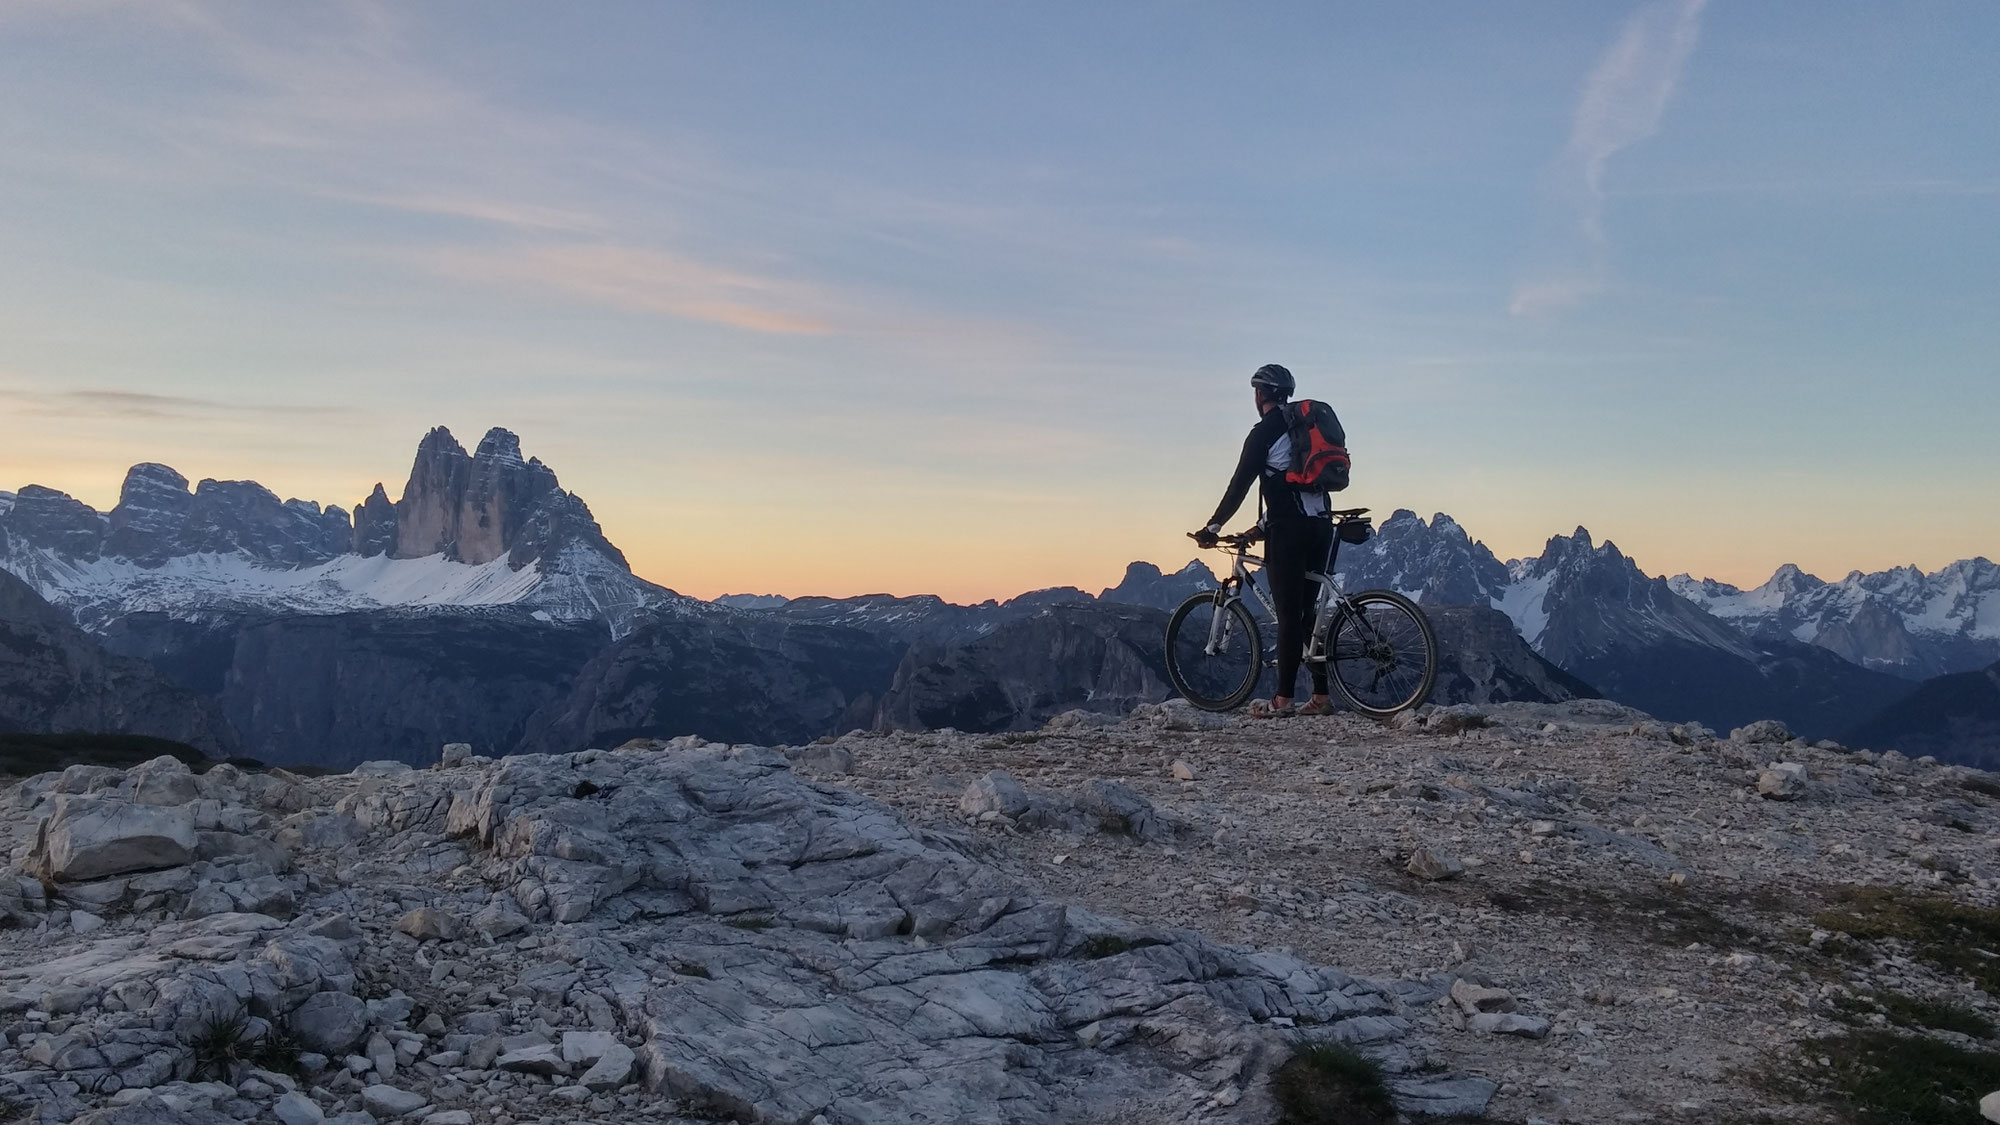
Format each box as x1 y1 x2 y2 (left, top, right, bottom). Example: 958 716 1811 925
2 1 1250 353
1512 0 1710 316
0 385 362 420
414 243 837 336
338 193 608 234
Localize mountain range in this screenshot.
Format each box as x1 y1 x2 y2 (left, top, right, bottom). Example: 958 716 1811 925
2 428 1991 767
0 426 676 636
1669 560 2000 680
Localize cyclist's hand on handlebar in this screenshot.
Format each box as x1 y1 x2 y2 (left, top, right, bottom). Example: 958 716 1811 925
1191 528 1219 549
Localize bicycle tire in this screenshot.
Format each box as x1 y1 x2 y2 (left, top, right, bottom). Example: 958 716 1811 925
1165 593 1264 712
1325 589 1438 717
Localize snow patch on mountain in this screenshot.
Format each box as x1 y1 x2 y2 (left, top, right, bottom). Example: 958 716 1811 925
1494 568 1556 647
8 542 530 615
3 538 680 636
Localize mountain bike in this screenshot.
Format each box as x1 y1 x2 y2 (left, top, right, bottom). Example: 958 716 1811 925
1164 508 1438 716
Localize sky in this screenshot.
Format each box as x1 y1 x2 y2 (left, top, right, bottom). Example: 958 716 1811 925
0 1 1994 602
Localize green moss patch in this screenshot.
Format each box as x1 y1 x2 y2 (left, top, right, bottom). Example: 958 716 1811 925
1770 1031 2000 1125
1832 992 1997 1040
1814 887 2000 993
1270 1043 1396 1125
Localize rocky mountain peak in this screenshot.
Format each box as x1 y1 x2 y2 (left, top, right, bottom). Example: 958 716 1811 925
474 426 525 465
1339 509 1508 605
115 462 191 513
1525 527 1635 580
387 425 623 571
351 482 397 557
1098 559 1218 611
4 485 107 561
2 427 669 632
105 464 193 562
1763 563 1826 594
414 425 467 459
5 467 353 571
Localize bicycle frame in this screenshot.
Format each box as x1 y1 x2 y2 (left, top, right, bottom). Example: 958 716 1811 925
1203 537 1360 665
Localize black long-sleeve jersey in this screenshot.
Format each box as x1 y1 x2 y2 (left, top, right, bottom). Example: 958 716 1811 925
1205 409 1329 530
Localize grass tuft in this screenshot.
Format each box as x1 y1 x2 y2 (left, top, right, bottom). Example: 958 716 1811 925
1832 992 1998 1040
182 1010 304 1080
1486 880 1767 949
1270 1042 1397 1125
1766 1031 2000 1125
183 1011 258 1082
1813 887 2000 993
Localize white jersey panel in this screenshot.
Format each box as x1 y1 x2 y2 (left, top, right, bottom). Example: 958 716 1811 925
1262 433 1328 519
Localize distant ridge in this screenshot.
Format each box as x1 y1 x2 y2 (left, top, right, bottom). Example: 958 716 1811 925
0 426 679 635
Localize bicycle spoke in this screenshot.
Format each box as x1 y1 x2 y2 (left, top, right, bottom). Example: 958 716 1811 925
1166 597 1262 711
1326 592 1437 714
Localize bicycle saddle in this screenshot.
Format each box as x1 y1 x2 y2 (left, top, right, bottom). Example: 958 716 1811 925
1328 507 1370 519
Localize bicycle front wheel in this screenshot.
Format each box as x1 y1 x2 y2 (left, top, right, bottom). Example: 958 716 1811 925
1326 590 1438 717
1165 594 1264 712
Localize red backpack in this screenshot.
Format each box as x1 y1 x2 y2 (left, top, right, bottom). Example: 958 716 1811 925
1280 400 1350 492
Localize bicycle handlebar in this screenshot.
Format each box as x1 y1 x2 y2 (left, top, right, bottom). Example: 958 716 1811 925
1189 529 1263 548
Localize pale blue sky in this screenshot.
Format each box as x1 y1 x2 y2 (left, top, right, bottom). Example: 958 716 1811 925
1 1 1994 599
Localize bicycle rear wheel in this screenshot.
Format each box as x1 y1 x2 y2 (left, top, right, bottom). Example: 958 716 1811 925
1165 594 1263 712
1325 590 1438 716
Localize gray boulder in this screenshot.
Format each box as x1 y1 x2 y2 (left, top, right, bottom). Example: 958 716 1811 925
496 1042 569 1075
1758 762 1809 800
560 1030 619 1065
1075 778 1167 840
959 771 1031 818
273 1091 325 1125
1731 719 1795 745
290 991 368 1055
124 756 201 806
359 1085 427 1117
1407 846 1465 882
579 1043 636 1092
30 795 197 882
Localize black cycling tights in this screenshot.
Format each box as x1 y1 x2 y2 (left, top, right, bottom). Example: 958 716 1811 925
1265 518 1334 700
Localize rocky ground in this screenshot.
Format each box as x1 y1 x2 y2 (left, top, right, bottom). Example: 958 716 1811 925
837 700 2000 1123
2 700 1998 1125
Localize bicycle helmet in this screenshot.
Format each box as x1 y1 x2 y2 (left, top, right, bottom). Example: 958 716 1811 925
1249 363 1294 398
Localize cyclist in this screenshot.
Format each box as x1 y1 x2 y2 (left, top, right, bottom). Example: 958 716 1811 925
1193 363 1335 718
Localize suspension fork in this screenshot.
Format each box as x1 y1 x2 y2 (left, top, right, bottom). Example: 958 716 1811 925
1204 574 1244 654
1203 553 1259 655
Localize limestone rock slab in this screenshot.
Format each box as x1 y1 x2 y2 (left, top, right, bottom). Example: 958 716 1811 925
31 795 197 882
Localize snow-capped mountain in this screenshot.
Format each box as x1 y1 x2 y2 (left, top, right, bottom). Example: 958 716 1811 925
1489 527 1913 736
1261 512 1919 738
1669 559 2000 680
1336 510 1512 606
1506 528 1761 664
0 427 679 636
